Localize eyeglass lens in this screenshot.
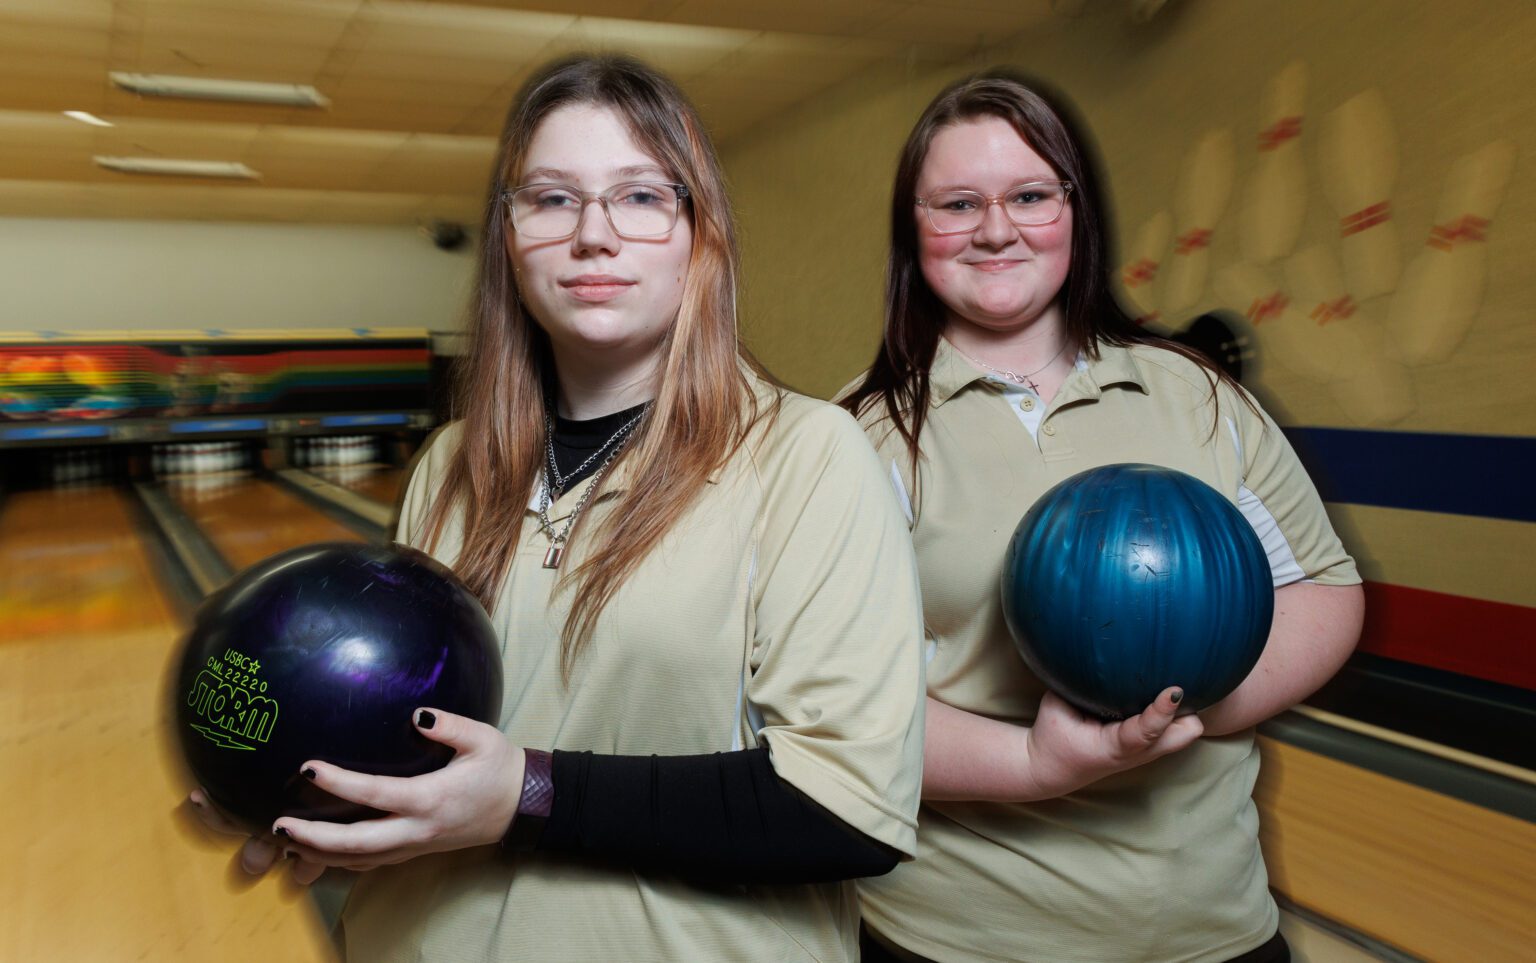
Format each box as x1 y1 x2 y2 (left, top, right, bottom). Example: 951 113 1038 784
924 183 1069 232
510 182 682 238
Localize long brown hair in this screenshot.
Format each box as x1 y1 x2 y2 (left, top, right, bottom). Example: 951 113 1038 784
840 69 1242 468
418 55 765 678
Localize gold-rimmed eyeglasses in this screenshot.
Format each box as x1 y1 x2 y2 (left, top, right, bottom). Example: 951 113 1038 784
915 181 1073 235
501 181 691 239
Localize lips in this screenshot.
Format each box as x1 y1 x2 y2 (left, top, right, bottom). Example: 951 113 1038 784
559 275 636 302
964 259 1028 272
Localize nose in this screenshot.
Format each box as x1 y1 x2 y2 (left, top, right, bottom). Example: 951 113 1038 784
974 198 1018 249
572 196 620 255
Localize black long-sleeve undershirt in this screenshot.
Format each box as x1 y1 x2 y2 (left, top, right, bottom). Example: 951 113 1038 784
537 747 901 884
541 407 900 884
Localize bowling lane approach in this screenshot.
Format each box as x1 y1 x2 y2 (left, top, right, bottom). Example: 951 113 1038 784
0 480 336 961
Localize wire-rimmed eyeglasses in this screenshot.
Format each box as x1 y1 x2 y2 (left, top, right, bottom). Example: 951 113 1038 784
915 181 1073 235
501 181 691 239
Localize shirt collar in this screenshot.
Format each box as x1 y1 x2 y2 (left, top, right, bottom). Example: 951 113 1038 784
929 336 1148 407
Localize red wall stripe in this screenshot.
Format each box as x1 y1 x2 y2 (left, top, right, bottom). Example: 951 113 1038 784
1358 581 1536 690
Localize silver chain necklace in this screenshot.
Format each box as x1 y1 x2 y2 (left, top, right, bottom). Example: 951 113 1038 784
543 405 647 496
949 338 1069 393
536 403 649 570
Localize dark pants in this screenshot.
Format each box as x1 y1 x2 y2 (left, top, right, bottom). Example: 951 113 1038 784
859 925 1291 963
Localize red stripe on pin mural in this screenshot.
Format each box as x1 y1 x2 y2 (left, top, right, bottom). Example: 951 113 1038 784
1340 200 1391 236
1358 581 1536 691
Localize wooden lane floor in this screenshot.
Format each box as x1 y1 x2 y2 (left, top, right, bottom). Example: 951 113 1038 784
307 463 408 511
164 473 366 570
1257 735 1536 961
0 483 334 961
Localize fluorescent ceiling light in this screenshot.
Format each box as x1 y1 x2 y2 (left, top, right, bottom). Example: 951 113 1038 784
63 110 113 127
109 71 330 108
94 156 261 180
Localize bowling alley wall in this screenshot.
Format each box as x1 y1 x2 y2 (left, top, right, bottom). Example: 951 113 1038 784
0 218 473 330
725 0 1535 696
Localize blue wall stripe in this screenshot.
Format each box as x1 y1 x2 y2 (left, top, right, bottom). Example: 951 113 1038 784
1284 427 1536 522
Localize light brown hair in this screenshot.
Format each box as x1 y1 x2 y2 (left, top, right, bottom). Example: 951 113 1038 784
419 54 770 679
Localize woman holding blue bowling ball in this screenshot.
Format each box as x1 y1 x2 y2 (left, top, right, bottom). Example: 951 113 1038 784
840 71 1364 963
189 54 927 961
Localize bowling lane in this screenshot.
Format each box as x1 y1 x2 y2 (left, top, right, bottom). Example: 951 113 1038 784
0 484 179 644
0 482 334 961
166 474 367 570
1256 736 1536 962
307 463 408 509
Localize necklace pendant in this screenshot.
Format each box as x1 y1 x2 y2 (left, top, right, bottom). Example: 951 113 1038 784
1026 377 1040 393
542 545 564 569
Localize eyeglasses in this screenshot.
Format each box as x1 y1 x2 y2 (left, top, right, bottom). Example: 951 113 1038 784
915 181 1073 235
501 181 691 239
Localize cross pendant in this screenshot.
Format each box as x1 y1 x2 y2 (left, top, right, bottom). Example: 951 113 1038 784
542 544 564 569
1026 377 1040 393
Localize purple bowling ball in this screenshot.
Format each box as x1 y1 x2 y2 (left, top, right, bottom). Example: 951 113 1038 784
173 542 503 830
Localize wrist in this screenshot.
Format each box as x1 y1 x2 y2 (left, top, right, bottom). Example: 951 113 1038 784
500 748 554 854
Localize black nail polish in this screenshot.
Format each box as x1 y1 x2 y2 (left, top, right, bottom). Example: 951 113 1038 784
301 767 317 780
274 826 291 839
417 709 436 730
1170 688 1184 705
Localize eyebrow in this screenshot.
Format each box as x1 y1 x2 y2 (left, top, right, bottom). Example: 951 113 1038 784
520 164 672 183
927 177 1060 193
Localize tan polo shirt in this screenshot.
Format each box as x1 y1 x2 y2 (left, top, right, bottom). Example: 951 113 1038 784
850 339 1359 963
337 378 926 963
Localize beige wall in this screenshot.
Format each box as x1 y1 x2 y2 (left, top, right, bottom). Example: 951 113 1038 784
723 0 1536 438
0 217 475 333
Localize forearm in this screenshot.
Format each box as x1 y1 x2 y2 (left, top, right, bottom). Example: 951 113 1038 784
1198 581 1365 736
921 697 1042 802
534 746 900 884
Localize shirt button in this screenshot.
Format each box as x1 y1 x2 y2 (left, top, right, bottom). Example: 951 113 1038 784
1019 397 1035 412
1042 423 1056 436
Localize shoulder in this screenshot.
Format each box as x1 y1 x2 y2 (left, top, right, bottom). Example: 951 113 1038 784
1122 342 1218 397
743 385 882 486
1119 342 1266 416
420 419 466 465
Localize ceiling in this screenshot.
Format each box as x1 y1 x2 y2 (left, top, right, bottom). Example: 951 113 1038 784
0 0 1058 226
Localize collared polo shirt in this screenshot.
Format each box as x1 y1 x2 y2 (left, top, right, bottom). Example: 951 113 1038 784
850 339 1358 963
338 378 926 962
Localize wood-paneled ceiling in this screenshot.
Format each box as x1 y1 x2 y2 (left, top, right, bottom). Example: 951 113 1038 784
0 0 1057 225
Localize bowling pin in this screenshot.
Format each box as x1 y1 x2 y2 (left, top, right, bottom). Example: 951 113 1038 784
1161 129 1236 318
1317 89 1400 300
1388 140 1517 365
1240 61 1308 265
1284 245 1414 425
1214 263 1338 384
1119 211 1172 327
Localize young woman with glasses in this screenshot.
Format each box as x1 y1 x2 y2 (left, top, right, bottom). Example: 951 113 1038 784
189 54 925 961
840 71 1364 963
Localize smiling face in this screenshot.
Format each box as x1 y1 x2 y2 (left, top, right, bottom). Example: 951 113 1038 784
916 116 1074 337
506 102 693 368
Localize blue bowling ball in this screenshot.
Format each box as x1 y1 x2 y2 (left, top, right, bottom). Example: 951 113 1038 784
1001 464 1274 719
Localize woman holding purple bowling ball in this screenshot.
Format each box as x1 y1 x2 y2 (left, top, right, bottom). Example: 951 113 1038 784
189 55 926 961
840 71 1364 963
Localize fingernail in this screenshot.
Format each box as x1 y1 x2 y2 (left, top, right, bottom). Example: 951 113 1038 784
301 767 317 780
273 826 291 839
1170 688 1184 705
417 709 436 730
